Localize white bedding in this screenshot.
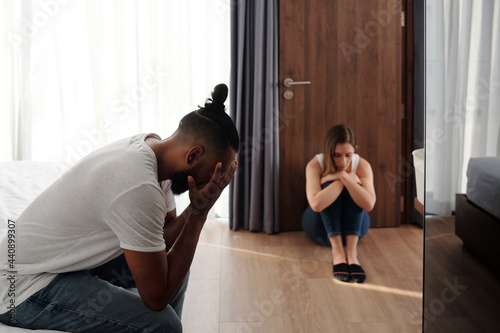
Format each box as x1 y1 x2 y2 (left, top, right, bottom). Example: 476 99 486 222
0 161 68 332
466 157 500 220
0 161 68 233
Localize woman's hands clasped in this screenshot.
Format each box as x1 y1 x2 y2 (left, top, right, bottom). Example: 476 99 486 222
320 171 362 186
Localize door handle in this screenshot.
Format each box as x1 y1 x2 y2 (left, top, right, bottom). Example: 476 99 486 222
283 78 311 87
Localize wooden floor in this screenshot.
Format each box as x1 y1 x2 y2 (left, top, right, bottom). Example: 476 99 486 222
424 216 500 333
182 219 423 333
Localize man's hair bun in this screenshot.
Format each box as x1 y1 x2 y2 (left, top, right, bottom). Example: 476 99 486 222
177 83 239 154
211 83 228 107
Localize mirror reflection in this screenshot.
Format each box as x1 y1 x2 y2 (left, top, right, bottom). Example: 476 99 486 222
424 0 500 332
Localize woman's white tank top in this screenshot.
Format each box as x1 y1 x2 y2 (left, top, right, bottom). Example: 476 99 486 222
315 153 360 174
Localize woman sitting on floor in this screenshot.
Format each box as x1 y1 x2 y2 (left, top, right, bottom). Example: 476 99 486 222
302 124 376 283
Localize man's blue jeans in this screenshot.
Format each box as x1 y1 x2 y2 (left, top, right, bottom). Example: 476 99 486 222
301 183 370 246
0 254 188 332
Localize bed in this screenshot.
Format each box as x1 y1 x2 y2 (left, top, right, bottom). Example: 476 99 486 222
1 161 69 332
455 157 500 277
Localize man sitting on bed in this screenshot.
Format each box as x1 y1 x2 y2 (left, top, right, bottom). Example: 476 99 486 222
0 84 239 332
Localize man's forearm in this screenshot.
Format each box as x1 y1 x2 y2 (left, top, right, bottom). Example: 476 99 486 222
163 204 206 303
162 162 235 303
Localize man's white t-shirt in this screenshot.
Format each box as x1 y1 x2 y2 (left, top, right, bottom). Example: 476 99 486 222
0 133 172 314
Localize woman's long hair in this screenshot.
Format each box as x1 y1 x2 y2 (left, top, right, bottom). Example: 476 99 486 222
322 124 357 176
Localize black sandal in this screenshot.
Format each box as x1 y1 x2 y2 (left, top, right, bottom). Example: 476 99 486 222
349 264 366 283
333 263 350 282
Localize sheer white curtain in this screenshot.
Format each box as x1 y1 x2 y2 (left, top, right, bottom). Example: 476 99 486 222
1 0 231 217
426 0 500 216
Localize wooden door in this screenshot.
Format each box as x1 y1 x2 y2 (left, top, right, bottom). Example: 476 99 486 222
279 0 403 230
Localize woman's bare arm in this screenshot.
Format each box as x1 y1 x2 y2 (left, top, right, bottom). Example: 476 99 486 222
339 158 376 212
305 158 344 212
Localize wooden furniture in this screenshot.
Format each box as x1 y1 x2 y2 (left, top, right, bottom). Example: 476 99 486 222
455 193 500 277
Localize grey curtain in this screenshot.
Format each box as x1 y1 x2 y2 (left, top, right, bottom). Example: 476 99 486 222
229 0 280 234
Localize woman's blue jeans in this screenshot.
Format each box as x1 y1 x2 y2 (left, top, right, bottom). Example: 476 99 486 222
301 183 370 246
0 254 188 332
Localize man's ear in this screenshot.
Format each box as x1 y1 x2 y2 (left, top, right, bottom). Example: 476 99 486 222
186 146 204 165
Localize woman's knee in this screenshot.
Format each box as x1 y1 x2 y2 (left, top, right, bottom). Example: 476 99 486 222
301 207 330 246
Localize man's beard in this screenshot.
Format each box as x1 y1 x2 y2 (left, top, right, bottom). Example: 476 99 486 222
171 170 190 195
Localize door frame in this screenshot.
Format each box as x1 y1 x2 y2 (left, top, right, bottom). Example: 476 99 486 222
402 0 416 224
